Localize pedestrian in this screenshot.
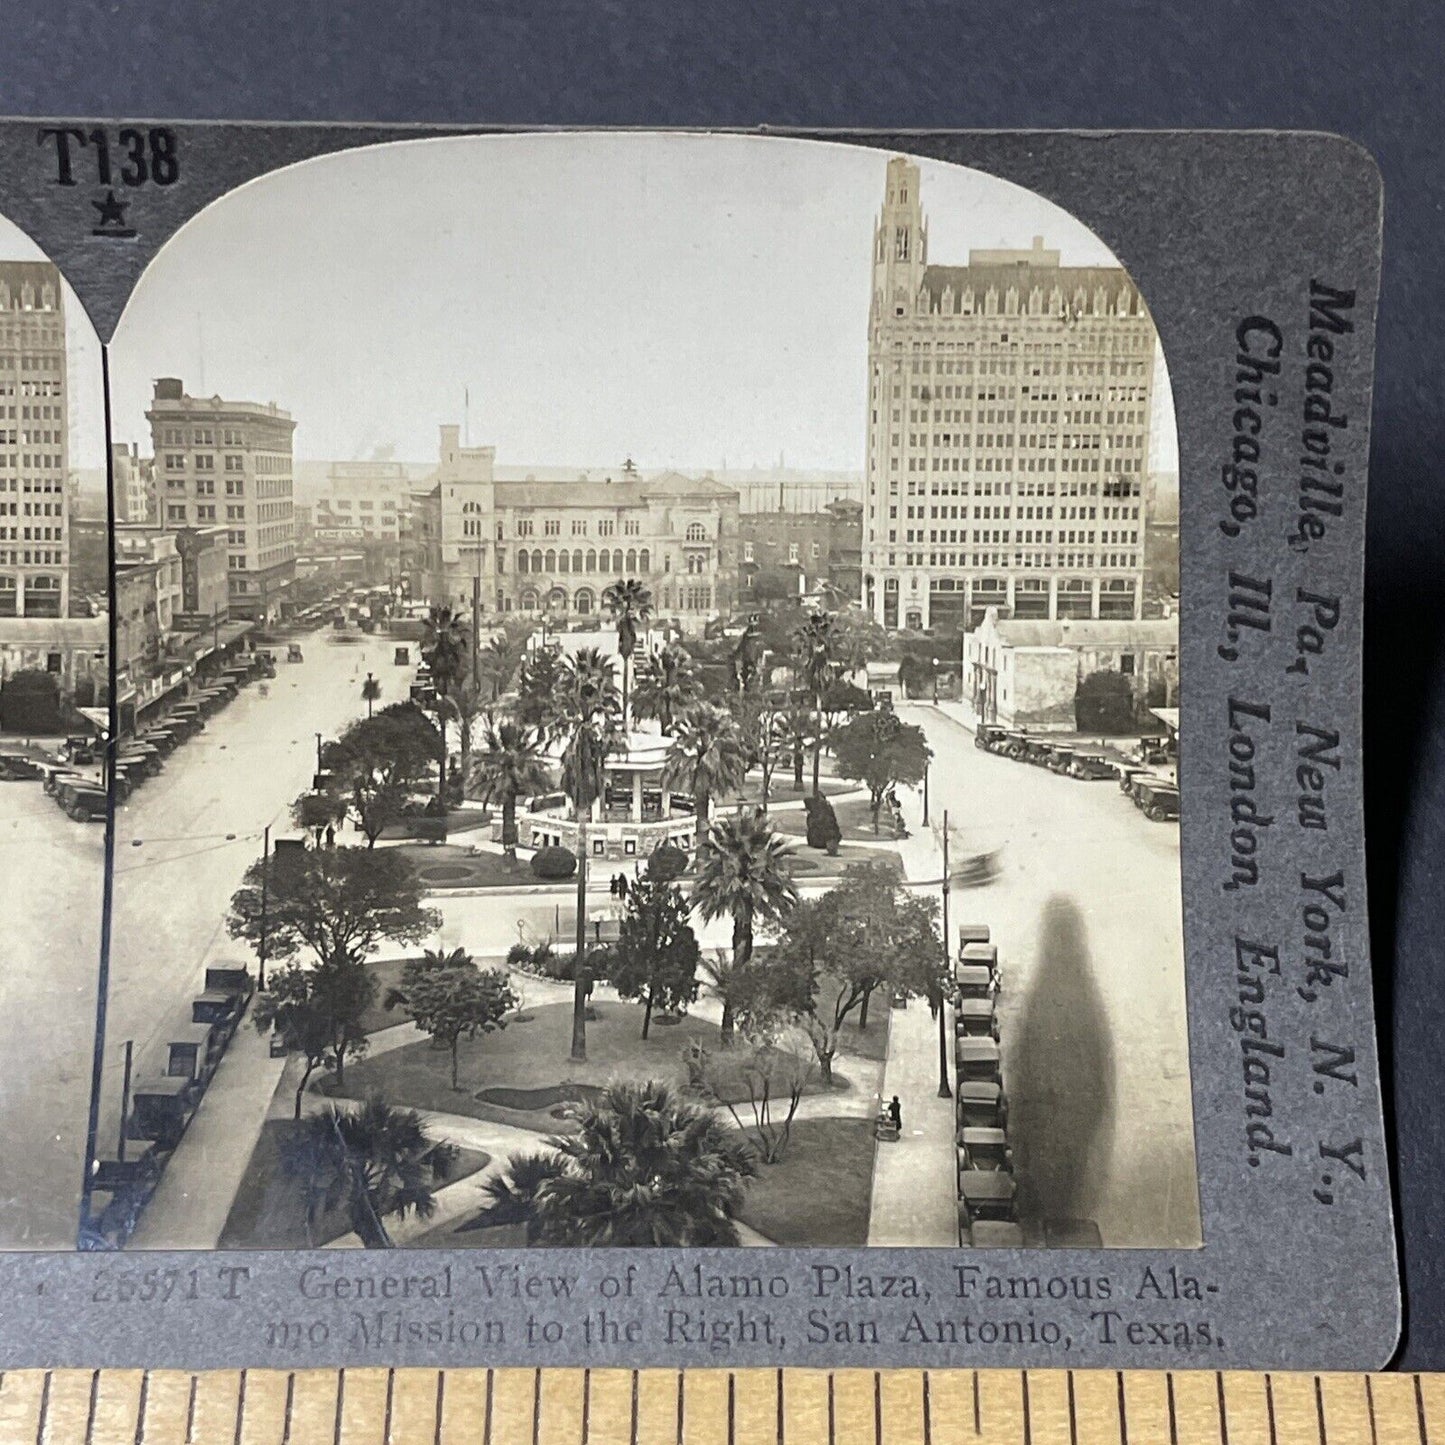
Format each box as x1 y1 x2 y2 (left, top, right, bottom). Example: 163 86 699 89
927 982 940 1021
608 874 619 898
888 1095 902 1131
324 823 336 849
617 873 629 901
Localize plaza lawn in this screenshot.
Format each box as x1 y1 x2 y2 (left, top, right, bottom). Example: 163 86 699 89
770 793 902 843
330 996 884 1131
218 1118 489 1249
738 1117 876 1247
389 844 536 891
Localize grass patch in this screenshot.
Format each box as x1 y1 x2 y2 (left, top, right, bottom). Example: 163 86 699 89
218 1117 488 1249
771 794 899 843
389 844 534 890
330 997 882 1129
738 1117 876 1246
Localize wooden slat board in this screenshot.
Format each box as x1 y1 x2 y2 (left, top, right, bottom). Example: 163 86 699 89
0 1368 1440 1443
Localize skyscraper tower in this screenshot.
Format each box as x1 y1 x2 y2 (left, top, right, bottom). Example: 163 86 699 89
863 157 1157 633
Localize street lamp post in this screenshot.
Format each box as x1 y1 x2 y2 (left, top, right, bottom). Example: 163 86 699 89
314 732 323 775
257 824 271 991
931 655 940 704
922 754 930 829
937 808 953 1098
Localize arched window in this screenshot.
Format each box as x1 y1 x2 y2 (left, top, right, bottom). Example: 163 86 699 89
586 549 596 572
531 549 543 573
517 550 530 573
613 549 624 572
574 587 595 615
520 587 539 611
626 549 637 572
545 549 556 572
559 551 570 573
598 550 611 572
638 548 650 572
573 549 584 572
685 521 706 541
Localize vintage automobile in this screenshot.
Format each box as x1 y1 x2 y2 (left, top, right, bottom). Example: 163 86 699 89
955 996 999 1040
951 847 1003 887
139 726 181 755
957 1079 1008 1131
960 941 1000 988
1134 778 1181 822
1047 746 1076 774
974 724 1009 752
1116 759 1153 793
393 645 411 665
128 1075 193 1149
1068 751 1116 781
0 752 44 781
957 1125 1013 1172
955 1035 1002 1084
56 778 107 821
1021 737 1058 767
166 1021 222 1088
954 963 994 1001
957 922 991 948
967 1219 1025 1247
957 1168 1017 1224
287 643 305 663
118 742 164 776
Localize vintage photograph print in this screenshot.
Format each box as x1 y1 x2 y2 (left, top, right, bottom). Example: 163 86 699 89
0 221 109 1248
83 133 1197 1256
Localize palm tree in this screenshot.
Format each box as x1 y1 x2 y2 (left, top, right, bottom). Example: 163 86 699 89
662 702 747 836
514 643 562 735
421 605 469 806
730 617 763 694
479 631 526 701
691 808 798 1042
469 718 550 859
631 642 701 735
474 1080 757 1245
278 1097 459 1248
602 578 653 727
361 672 381 718
792 609 838 796
545 647 622 1061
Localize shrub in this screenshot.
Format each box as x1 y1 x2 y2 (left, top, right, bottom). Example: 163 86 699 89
506 941 534 968
804 794 842 855
530 845 578 880
647 842 688 882
541 944 615 983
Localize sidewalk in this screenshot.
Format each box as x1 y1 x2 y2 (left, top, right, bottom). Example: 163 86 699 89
865 786 962 1247
127 1008 286 1250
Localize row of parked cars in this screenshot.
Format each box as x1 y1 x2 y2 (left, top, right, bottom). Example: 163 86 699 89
88 965 255 1245
951 924 1018 1245
975 723 1180 823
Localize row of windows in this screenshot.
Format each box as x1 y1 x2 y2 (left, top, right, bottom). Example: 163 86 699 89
0 500 61 516
515 517 644 538
887 551 1140 571
0 525 61 541
515 548 652 575
0 453 62 470
0 549 62 565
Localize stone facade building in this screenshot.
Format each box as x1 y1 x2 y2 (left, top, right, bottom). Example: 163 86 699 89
418 427 740 631
146 378 297 621
0 262 69 620
863 156 1157 633
739 498 863 605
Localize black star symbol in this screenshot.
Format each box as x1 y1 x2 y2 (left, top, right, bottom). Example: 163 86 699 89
91 189 135 237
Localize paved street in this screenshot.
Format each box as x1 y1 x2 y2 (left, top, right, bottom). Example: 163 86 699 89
0 773 105 1247
898 703 1200 1249
99 632 411 1173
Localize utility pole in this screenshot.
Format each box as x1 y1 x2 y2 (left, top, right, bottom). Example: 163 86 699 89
258 824 271 991
922 755 930 828
937 809 952 1098
314 732 323 776
471 570 481 685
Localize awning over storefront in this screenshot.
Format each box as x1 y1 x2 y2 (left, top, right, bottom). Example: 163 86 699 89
75 705 110 735
1150 707 1180 736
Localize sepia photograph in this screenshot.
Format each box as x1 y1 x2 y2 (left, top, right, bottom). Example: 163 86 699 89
73 132 1196 1254
0 226 109 1247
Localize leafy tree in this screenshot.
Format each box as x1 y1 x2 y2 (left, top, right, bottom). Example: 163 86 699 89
830 707 931 833
696 944 810 1046
803 792 842 854
421 604 470 802
1076 668 1137 732
776 860 944 1081
730 689 788 810
279 1097 459 1248
544 647 622 1061
252 959 374 1117
832 607 893 675
291 788 345 847
602 577 653 725
662 701 748 834
514 644 563 734
698 1028 815 1164
791 609 839 795
322 704 438 845
475 1081 757 1245
691 808 798 1042
361 671 382 717
227 845 439 1089
386 962 518 1089
729 617 764 693
609 877 701 1038
897 651 936 700
468 718 549 858
632 642 701 734
778 702 816 790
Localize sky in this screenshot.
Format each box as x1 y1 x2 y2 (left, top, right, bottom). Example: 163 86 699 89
2 133 1178 476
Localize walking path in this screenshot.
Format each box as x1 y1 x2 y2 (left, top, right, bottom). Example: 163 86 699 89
866 765 962 1247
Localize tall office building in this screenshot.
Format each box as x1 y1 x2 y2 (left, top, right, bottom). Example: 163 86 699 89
0 262 69 619
146 378 297 621
863 156 1156 632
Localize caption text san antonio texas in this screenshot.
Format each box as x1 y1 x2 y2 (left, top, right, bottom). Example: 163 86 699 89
0 145 1195 1255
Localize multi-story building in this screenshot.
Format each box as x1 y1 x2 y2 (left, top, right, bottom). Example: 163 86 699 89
146 378 297 621
113 526 184 634
0 262 69 620
113 442 155 524
739 498 863 605
863 157 1156 633
419 427 740 631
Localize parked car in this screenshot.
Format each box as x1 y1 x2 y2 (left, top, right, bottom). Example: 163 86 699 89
1134 777 1180 822
955 1036 1002 1083
287 644 305 663
954 963 994 1001
958 1168 1017 1224
1068 751 1116 781
955 997 999 1040
56 778 107 821
0 753 44 781
957 1125 1013 1172
974 724 1009 752
957 1079 1008 1131
966 1219 1025 1246
957 922 991 949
